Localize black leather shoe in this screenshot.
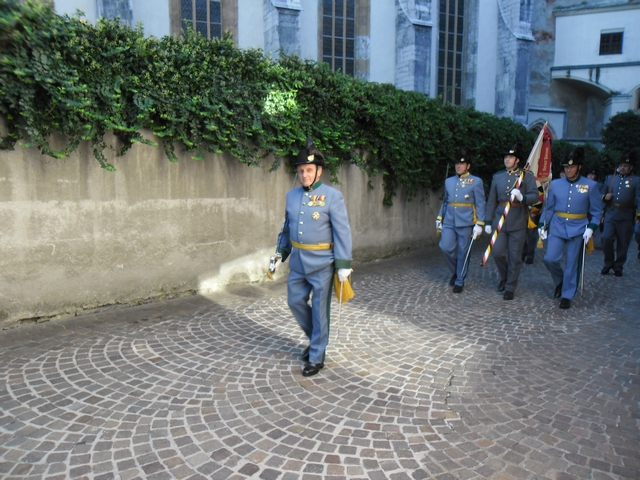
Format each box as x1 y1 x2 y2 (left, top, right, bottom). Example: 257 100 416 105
614 270 623 277
301 346 310 362
449 274 457 286
503 291 514 300
601 267 611 275
452 285 463 293
559 298 571 309
498 280 506 292
554 282 563 299
525 258 533 265
302 362 324 377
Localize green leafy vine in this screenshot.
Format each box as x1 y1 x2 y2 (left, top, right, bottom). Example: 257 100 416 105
1 0 541 204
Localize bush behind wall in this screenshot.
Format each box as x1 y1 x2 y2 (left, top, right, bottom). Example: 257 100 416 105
2 0 541 204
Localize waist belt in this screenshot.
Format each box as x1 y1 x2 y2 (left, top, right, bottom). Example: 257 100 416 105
555 211 587 219
499 202 523 207
291 240 333 250
612 203 634 209
449 202 478 223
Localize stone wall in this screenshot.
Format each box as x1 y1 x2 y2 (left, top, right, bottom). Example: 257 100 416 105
0 132 440 324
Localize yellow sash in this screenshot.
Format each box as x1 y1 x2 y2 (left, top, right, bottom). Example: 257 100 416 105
291 240 333 250
448 203 477 223
555 211 587 219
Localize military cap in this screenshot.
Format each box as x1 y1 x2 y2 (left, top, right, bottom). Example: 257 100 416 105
295 138 325 167
619 150 637 166
562 147 584 166
503 143 525 162
454 147 473 164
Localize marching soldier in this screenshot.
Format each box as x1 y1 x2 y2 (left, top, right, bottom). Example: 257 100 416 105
273 141 352 377
436 147 486 293
539 147 603 309
484 143 539 300
600 151 640 276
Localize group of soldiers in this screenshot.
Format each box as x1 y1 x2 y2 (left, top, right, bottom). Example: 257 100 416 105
437 144 640 310
269 140 639 377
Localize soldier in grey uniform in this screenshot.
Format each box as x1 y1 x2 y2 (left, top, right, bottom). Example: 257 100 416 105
600 151 640 276
436 147 486 293
484 143 539 300
273 142 352 377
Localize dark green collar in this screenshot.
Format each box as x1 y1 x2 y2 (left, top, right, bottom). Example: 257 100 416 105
304 180 323 192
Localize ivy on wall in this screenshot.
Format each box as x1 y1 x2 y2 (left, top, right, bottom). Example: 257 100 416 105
1 0 537 205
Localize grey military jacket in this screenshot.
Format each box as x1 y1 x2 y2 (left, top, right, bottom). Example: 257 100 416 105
485 169 538 232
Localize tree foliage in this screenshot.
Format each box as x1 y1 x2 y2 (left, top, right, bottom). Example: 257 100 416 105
1 0 536 204
601 110 640 162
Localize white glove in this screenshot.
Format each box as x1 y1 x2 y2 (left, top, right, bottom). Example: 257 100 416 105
473 225 482 239
435 219 442 231
337 268 351 282
484 225 492 235
538 228 547 241
511 188 523 202
583 227 593 242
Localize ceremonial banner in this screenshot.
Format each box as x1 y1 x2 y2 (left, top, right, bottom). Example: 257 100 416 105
527 123 553 184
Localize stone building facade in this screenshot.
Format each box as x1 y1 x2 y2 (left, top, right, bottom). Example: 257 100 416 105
50 0 640 142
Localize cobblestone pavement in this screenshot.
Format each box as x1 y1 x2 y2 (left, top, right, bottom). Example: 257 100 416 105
1 241 639 480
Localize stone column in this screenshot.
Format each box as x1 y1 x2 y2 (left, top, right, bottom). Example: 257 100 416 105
395 0 433 94
495 0 534 124
264 0 301 60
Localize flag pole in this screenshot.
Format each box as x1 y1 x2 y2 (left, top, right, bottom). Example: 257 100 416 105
482 123 548 266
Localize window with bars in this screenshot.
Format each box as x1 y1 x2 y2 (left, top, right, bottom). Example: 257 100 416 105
322 0 355 76
437 0 464 105
599 31 623 55
181 0 221 39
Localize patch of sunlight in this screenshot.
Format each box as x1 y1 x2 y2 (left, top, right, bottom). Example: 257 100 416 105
263 89 298 116
198 248 288 293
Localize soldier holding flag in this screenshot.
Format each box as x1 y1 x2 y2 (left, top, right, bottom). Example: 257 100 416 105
484 143 539 300
436 147 486 293
538 148 603 309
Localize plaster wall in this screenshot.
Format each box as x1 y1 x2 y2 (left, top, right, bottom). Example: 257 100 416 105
54 0 97 21
132 0 170 38
0 135 439 324
555 8 640 66
238 0 265 49
475 0 498 113
298 0 318 60
369 1 396 84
